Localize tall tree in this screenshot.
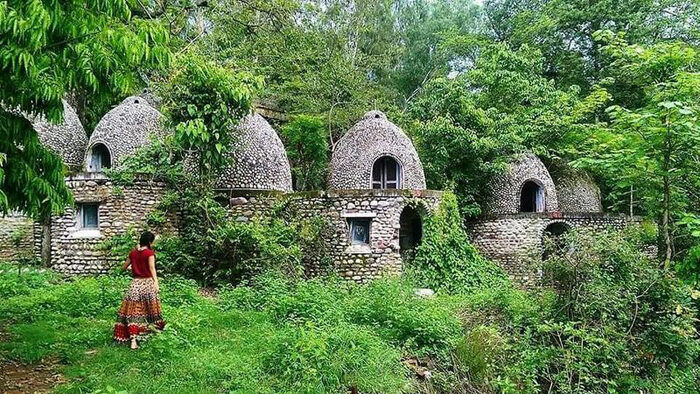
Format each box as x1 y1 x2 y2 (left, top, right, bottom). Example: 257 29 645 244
281 115 329 191
483 0 700 99
0 0 170 219
573 32 700 267
408 42 607 216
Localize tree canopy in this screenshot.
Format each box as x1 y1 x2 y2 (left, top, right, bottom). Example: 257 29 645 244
0 0 170 219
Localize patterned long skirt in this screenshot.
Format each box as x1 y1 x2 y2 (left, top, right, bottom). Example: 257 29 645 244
113 278 166 343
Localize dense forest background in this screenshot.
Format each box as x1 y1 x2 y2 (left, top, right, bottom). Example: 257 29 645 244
2 0 700 285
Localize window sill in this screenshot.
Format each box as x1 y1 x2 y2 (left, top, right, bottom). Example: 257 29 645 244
70 229 102 239
344 244 372 255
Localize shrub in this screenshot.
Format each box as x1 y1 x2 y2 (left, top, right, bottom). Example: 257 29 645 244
466 228 700 393
407 191 508 293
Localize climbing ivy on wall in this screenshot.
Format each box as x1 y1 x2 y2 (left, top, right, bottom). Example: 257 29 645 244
407 191 508 293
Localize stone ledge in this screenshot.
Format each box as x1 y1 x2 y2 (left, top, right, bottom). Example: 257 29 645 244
473 211 641 221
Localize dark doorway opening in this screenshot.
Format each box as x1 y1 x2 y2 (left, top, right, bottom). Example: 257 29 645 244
400 206 422 259
88 143 111 172
543 222 571 260
520 181 544 212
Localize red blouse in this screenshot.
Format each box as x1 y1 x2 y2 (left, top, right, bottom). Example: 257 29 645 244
129 248 155 278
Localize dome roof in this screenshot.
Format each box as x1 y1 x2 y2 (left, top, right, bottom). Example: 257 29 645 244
86 96 166 169
551 165 603 213
215 113 293 191
483 153 559 215
329 110 426 190
29 100 88 170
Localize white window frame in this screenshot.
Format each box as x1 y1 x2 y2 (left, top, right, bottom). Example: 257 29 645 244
348 218 371 245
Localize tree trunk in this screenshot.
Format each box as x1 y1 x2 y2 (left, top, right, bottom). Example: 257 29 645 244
40 217 51 267
661 174 672 269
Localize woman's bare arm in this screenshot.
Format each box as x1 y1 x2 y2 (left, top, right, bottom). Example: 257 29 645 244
148 255 159 292
121 256 131 271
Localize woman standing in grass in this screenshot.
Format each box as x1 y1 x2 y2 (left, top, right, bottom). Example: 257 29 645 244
113 231 166 349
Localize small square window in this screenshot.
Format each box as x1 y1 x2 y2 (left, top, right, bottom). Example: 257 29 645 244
349 219 370 245
79 204 99 229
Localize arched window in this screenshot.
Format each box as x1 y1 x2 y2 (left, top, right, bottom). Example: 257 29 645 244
399 206 422 256
372 156 401 189
520 181 544 212
88 143 111 172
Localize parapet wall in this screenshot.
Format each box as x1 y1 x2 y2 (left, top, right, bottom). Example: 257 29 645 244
50 174 178 275
468 212 635 286
224 189 442 282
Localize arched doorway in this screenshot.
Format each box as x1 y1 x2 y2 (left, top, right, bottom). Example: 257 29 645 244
372 156 401 189
400 206 422 259
520 180 544 212
87 143 111 172
542 222 571 260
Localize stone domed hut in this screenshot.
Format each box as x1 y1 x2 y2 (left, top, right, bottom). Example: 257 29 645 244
2 97 642 287
551 166 603 213
85 96 165 172
29 100 88 171
483 153 558 215
226 110 441 282
469 153 634 286
329 110 426 190
216 114 292 192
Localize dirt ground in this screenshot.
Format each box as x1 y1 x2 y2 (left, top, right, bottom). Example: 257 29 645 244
0 358 66 394
0 328 66 394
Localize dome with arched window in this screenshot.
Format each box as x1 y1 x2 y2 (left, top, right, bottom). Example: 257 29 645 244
215 114 293 192
483 153 559 215
85 96 166 172
28 100 88 170
329 110 426 190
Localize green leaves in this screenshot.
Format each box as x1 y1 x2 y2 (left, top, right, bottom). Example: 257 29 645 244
161 54 263 189
281 115 329 191
408 192 508 293
0 0 171 218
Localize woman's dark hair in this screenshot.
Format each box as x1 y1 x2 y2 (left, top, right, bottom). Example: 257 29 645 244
139 231 156 248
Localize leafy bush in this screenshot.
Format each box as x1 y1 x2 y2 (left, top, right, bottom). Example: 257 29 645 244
407 192 508 293
436 228 700 394
205 217 302 285
280 115 329 191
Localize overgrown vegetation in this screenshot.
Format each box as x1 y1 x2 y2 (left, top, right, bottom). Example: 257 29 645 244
407 192 508 292
2 225 698 393
4 0 700 392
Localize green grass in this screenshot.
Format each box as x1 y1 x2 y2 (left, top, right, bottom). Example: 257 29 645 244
2 257 697 394
0 264 458 393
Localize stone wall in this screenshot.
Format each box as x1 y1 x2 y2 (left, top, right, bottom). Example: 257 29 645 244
0 212 36 262
223 189 442 282
50 174 178 275
551 165 603 213
468 212 634 286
